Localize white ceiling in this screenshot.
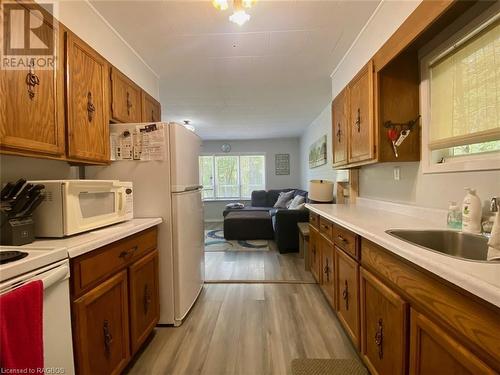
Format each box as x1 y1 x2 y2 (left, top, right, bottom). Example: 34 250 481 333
91 0 380 140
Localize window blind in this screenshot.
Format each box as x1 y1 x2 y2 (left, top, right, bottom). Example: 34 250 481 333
429 19 500 150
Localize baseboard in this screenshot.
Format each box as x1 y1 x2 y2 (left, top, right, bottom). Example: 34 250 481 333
204 280 316 284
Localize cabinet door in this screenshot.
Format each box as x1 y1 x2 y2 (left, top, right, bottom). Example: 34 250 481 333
332 89 348 167
0 5 65 156
309 226 321 283
335 247 360 348
410 309 495 375
110 67 142 123
141 91 161 122
360 268 408 375
129 249 160 354
66 32 110 162
348 60 375 163
320 236 335 308
73 270 130 375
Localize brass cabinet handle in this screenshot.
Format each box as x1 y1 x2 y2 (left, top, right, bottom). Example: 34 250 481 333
323 258 330 282
103 319 113 357
374 318 384 359
126 91 132 115
119 245 138 260
337 235 348 244
144 284 152 314
87 92 96 122
355 108 361 132
25 60 40 100
336 125 341 143
342 280 349 310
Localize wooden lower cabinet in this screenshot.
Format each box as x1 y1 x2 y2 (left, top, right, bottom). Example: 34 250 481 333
309 225 321 283
409 309 495 375
335 247 359 348
319 235 335 308
129 249 160 354
73 271 130 375
360 267 408 375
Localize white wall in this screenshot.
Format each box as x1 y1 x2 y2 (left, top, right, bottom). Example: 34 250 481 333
202 138 301 221
300 0 500 210
299 105 336 191
46 0 159 98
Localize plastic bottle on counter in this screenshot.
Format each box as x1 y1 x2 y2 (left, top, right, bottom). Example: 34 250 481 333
446 201 462 230
462 188 482 234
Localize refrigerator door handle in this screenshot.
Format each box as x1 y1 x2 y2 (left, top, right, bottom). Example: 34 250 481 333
185 185 203 192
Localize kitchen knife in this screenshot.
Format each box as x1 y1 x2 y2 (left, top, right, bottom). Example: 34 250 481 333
9 183 33 214
17 192 44 217
16 184 45 213
1 182 14 201
3 178 26 201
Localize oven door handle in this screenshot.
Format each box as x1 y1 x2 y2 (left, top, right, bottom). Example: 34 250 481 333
41 265 69 290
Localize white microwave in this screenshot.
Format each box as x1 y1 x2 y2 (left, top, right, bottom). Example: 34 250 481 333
29 180 133 237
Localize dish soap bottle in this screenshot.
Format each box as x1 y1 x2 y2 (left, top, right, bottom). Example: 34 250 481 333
462 188 481 234
447 201 462 230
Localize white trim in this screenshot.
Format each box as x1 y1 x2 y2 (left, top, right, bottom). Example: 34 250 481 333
419 4 500 174
84 0 160 81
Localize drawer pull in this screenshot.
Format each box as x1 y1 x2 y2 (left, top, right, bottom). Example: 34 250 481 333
26 60 40 100
87 92 96 122
126 91 133 115
144 284 152 314
103 319 113 357
337 235 348 244
374 318 384 359
342 280 349 310
336 125 342 143
323 258 330 282
119 245 138 259
355 108 361 132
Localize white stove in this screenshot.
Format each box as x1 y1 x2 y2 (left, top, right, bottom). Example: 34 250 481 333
0 245 68 282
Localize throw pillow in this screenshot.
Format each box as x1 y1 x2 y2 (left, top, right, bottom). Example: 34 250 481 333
288 195 305 209
273 190 295 208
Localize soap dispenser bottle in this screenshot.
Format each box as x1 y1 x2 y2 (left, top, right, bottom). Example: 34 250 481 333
462 188 481 234
447 201 462 230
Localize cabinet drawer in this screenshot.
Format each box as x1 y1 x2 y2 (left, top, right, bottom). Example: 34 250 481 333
129 249 160 354
333 224 359 259
335 246 360 348
309 211 319 228
360 268 408 375
72 227 158 297
319 217 333 240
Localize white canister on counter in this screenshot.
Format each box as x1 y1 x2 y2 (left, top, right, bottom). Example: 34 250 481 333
462 188 481 234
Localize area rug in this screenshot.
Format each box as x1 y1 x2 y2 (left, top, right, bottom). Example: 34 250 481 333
204 230 270 252
291 359 368 375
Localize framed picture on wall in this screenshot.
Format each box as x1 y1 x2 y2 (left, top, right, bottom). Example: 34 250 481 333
309 135 327 168
275 154 290 175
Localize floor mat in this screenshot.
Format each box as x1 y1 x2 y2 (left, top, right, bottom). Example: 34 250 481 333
205 229 270 252
291 359 367 375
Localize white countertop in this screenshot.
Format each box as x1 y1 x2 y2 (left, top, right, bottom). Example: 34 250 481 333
306 203 500 308
28 217 163 258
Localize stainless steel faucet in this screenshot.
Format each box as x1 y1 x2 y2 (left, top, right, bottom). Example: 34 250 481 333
490 197 499 213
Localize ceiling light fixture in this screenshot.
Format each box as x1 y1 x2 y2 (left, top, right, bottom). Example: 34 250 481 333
212 0 256 26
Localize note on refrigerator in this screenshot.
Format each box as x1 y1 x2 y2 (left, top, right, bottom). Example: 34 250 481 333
110 123 166 161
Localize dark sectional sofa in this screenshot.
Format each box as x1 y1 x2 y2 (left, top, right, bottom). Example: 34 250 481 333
223 189 309 253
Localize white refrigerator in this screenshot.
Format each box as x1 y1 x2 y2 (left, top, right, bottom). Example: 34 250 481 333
87 122 204 325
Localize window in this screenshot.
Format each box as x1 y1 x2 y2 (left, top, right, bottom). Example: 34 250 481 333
199 154 266 200
421 11 500 173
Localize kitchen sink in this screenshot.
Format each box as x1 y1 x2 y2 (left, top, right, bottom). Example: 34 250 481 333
386 229 492 262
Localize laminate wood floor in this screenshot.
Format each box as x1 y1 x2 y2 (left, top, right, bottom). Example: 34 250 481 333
125 284 359 375
205 222 314 282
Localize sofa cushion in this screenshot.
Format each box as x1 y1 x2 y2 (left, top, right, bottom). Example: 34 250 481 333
288 195 305 209
293 189 308 200
274 190 295 208
251 190 268 207
267 189 293 207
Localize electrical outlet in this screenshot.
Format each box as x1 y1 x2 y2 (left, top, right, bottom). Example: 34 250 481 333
394 167 400 181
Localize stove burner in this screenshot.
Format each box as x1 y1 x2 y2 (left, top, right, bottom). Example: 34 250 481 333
0 251 29 265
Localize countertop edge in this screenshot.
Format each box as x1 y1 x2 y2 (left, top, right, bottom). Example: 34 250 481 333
306 204 500 309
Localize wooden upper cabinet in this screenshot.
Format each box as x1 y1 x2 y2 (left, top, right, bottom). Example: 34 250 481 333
66 32 110 163
348 60 375 164
335 246 360 349
360 267 408 375
129 249 160 355
0 4 65 156
110 67 142 123
73 270 130 375
409 309 495 375
332 89 348 167
141 91 161 122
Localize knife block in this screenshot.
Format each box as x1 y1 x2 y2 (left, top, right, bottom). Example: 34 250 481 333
0 213 35 246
